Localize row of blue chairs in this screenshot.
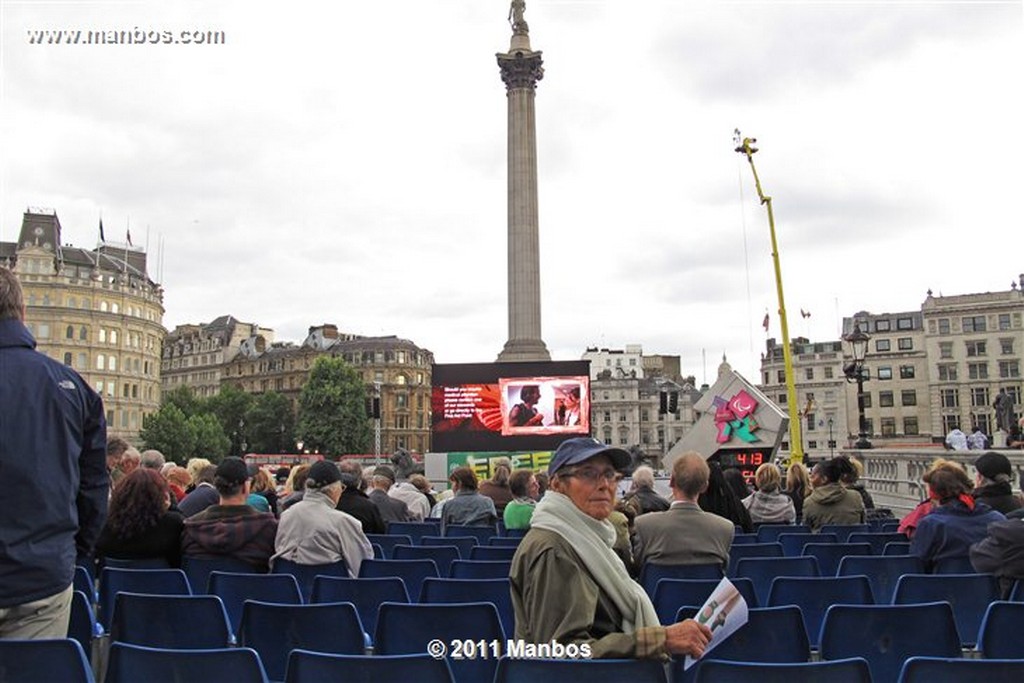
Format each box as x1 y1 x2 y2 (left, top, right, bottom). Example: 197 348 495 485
736 521 900 543
386 521 526 544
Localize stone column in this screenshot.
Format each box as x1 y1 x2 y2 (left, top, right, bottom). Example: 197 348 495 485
496 16 550 362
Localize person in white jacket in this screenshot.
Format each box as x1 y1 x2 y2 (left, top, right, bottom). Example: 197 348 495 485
272 460 373 578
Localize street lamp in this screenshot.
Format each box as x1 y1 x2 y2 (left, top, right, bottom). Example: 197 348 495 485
843 323 873 449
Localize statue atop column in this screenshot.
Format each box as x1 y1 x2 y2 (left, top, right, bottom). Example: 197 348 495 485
509 0 529 36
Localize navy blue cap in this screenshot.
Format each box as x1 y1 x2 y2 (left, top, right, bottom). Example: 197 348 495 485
548 437 631 477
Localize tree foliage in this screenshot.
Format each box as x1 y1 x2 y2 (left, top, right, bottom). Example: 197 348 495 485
297 356 371 455
207 384 255 457
162 385 205 419
245 391 296 454
186 413 231 463
140 404 195 464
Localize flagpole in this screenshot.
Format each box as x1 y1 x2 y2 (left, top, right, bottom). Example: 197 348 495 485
735 133 804 466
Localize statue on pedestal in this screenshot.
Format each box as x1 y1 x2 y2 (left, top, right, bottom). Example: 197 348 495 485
509 0 529 35
994 388 1014 434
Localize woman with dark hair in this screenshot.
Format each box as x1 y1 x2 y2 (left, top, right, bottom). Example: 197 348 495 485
697 461 753 533
784 461 810 523
96 468 184 567
801 456 865 531
722 468 751 501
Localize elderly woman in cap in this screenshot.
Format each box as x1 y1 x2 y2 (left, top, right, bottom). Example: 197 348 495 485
510 437 712 659
972 451 1022 515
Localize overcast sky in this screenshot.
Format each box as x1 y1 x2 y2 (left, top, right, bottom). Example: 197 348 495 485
2 0 1021 383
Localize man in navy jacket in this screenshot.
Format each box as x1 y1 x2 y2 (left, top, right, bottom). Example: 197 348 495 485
0 267 108 638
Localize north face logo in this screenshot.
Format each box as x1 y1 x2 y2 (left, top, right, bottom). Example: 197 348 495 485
58 380 75 390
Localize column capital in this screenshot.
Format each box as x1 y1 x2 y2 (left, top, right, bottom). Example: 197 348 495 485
497 50 544 91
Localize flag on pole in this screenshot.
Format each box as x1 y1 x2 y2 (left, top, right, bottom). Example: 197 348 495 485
126 229 132 246
99 218 105 242
762 312 770 333
801 309 811 319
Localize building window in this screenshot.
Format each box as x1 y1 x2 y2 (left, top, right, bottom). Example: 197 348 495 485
77 352 87 367
942 414 958 433
1006 387 1022 405
998 313 1011 330
898 338 913 351
109 356 117 372
861 393 872 408
875 320 891 332
65 325 74 339
881 418 897 437
939 342 953 359
962 315 987 333
971 387 990 407
875 339 891 352
899 365 915 379
1002 339 1015 355
940 388 959 408
897 317 914 330
968 362 989 380
824 367 834 379
763 373 770 385
1000 361 1021 379
777 394 787 405
966 340 987 357
879 391 895 407
63 352 72 366
938 318 951 335
863 418 874 436
904 417 919 435
396 394 408 409
938 364 958 381
877 367 893 380
805 368 814 380
96 354 105 370
805 413 816 432
777 370 785 383
901 390 917 406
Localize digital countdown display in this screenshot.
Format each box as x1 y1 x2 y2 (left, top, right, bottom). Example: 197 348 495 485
714 448 767 486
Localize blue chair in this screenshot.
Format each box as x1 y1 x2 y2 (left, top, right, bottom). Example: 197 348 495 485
892 572 1000 647
358 558 439 601
730 533 760 545
778 533 836 557
110 593 233 648
1011 579 1024 602
374 602 504 683
208 571 302 635
449 560 511 579
488 536 522 547
74 564 96 602
802 542 873 576
879 521 901 533
284 650 454 683
734 556 819 605
977 601 1024 659
103 556 172 569
69 590 103 662
105 642 268 683
653 578 758 625
847 532 906 555
239 601 366 682
897 657 1024 683
837 554 924 604
469 545 518 561
444 524 498 545
766 575 873 648
640 563 724 597
677 606 810 683
310 575 409 642
503 528 528 538
422 535 477 558
883 541 911 555
97 567 192 632
497 657 668 682
420 577 514 638
388 521 441 544
181 556 262 594
726 543 783 577
756 524 808 543
366 533 414 558
819 602 962 683
394 544 461 577
932 556 977 574
819 523 870 543
272 558 348 602
0 638 95 683
693 658 871 683
371 543 384 559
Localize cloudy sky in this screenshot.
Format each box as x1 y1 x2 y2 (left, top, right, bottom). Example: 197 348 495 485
2 0 1021 382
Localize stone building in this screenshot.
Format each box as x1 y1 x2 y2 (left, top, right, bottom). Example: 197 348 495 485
162 316 274 397
0 209 165 440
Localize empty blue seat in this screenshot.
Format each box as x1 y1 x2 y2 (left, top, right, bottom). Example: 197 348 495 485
756 524 809 543
358 558 439 601
778 533 836 557
819 602 962 683
97 567 192 632
502 528 528 539
443 524 498 545
375 602 504 683
726 543 783 577
819 523 870 543
284 650 454 683
74 564 96 602
181 556 262 595
105 642 268 683
693 658 871 683
366 533 415 558
103 557 172 570
847 532 906 555
488 536 522 547
897 657 1024 683
394 544 461 577
420 577 514 638
497 657 668 682
422 535 477 558
653 578 758 625
449 560 511 580
802 542 873 576
836 554 924 603
734 556 819 605
208 571 302 636
271 558 348 602
883 541 911 555
767 575 873 648
69 590 102 662
310 575 409 642
469 545 518 561
110 592 233 649
730 533 760 545
387 521 441 544
640 563 724 597
0 638 95 683
892 573 1000 647
976 601 1024 659
931 556 977 574
239 600 366 682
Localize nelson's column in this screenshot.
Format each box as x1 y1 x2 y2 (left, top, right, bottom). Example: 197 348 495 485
496 0 550 362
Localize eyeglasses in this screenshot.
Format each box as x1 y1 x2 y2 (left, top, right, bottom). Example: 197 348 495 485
564 468 621 485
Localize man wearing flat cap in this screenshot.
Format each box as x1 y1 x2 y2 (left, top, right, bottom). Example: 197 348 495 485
367 465 412 524
510 437 712 659
181 457 278 572
972 451 1022 515
273 460 373 577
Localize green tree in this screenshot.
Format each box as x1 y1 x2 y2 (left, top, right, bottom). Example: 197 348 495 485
139 403 196 464
297 356 371 455
187 412 231 463
162 385 205 419
207 384 255 457
245 391 296 453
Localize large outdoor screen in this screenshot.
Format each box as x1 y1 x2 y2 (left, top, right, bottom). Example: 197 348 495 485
431 360 591 452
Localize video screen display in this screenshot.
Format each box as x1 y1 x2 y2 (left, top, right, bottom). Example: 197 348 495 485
432 360 591 452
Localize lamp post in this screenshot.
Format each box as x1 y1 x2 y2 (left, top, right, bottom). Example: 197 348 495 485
843 323 873 449
827 416 835 458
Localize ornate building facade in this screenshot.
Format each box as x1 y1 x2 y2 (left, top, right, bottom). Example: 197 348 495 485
1 209 165 440
162 316 274 398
